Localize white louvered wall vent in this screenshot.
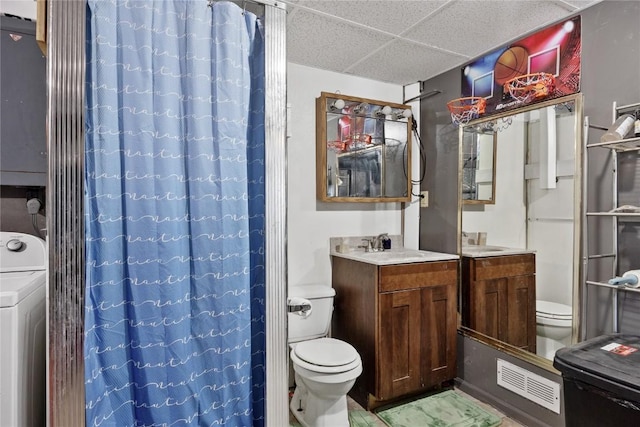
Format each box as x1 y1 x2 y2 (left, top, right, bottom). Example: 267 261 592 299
497 359 561 414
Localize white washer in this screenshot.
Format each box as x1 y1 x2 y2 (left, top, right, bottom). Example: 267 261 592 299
0 232 46 427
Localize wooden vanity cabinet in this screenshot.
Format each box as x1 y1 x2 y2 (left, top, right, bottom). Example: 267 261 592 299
461 254 536 353
331 256 458 409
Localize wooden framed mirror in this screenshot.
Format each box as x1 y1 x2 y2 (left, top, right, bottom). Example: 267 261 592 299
316 92 412 202
458 94 583 368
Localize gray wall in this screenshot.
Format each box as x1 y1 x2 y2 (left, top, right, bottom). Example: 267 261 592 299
418 72 461 255
0 16 46 237
456 334 565 427
419 2 640 426
580 1 640 338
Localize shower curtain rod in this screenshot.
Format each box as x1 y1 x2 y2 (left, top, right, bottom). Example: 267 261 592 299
210 0 287 10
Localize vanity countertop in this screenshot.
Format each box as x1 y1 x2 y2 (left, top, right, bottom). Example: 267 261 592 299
461 245 535 258
331 248 459 266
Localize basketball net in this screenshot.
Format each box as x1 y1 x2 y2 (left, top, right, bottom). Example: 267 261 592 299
504 72 556 104
447 97 487 127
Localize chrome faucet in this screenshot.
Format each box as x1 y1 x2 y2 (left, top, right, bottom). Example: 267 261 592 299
358 238 374 252
373 233 389 251
357 234 390 252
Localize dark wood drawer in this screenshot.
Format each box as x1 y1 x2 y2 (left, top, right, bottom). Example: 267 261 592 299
471 254 535 281
379 261 457 292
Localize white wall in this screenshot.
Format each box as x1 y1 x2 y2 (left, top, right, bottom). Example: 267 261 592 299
0 0 37 20
526 112 576 306
462 117 527 249
287 63 420 289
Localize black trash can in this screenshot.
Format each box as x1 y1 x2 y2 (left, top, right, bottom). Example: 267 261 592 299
553 333 640 426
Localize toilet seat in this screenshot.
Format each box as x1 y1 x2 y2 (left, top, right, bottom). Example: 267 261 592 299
537 317 571 328
291 338 361 374
536 300 572 320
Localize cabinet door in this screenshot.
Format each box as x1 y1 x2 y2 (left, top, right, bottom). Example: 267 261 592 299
506 274 536 352
421 282 457 387
470 277 508 341
378 289 422 400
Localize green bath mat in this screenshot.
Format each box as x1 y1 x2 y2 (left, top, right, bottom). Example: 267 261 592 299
376 390 502 427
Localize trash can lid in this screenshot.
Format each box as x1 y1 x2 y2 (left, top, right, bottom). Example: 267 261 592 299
554 333 640 402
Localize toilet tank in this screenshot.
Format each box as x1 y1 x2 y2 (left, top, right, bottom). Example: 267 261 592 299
288 285 335 343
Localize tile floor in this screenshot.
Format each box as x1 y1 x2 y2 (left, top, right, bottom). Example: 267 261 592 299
289 387 525 427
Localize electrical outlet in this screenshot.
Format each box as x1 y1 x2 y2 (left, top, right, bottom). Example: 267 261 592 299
25 187 45 214
420 190 429 208
27 198 42 214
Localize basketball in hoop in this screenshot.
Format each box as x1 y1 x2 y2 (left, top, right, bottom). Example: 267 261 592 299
503 72 556 104
447 97 487 126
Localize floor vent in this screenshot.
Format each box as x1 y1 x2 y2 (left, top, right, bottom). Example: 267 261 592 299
497 358 560 414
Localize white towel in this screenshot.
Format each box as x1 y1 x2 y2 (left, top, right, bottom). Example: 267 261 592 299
622 270 640 288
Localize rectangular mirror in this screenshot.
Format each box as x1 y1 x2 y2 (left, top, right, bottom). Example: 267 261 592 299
316 92 412 202
462 129 496 204
458 94 583 366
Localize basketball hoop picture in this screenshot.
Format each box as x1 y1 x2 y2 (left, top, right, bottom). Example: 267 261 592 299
504 72 556 104
460 16 581 116
447 97 487 126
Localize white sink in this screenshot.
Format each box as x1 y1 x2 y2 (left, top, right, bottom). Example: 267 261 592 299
463 246 504 253
333 248 459 265
462 245 534 257
360 250 433 261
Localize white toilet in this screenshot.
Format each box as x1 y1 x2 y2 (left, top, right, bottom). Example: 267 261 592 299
288 285 362 427
535 300 573 360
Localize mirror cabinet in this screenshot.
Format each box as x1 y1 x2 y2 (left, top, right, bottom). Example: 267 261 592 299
458 94 583 365
316 92 412 202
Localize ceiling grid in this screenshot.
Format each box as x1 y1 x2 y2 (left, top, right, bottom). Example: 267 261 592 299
284 0 601 85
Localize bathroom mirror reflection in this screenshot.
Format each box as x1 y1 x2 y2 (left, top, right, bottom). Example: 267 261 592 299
458 94 583 365
316 92 412 202
462 130 496 204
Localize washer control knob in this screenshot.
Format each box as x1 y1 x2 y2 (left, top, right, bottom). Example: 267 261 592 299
6 239 24 252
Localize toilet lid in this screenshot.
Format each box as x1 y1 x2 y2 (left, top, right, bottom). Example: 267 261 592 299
537 300 572 320
293 338 358 367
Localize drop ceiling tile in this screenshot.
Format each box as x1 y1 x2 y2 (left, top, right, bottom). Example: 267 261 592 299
403 1 578 57
287 8 394 73
347 39 466 85
291 1 447 35
283 0 603 86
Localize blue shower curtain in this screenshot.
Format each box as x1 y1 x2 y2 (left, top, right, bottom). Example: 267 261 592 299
84 1 265 425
